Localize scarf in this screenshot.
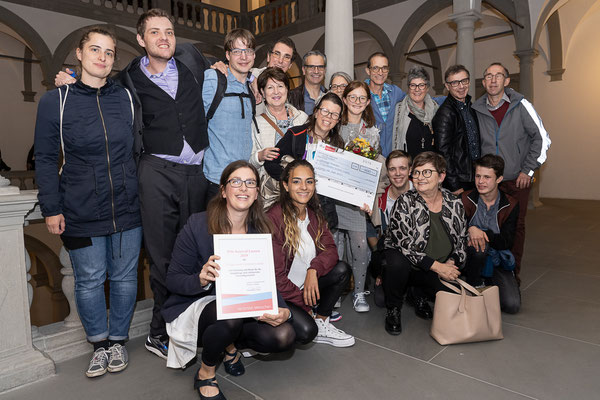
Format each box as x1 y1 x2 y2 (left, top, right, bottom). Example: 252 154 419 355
392 93 438 152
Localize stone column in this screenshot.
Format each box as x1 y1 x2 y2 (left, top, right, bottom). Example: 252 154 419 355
325 0 354 83
0 181 55 392
450 0 482 98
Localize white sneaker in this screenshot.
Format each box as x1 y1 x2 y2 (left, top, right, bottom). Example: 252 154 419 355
353 291 370 313
313 317 355 347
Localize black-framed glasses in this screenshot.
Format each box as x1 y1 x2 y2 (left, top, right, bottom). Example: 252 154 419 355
317 108 340 120
346 94 368 104
305 64 325 71
369 66 389 73
270 50 292 62
227 178 258 188
446 78 470 87
411 169 436 178
230 48 255 57
483 72 505 81
330 83 348 90
409 83 428 91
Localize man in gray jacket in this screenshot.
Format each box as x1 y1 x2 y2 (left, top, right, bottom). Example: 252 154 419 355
472 62 551 281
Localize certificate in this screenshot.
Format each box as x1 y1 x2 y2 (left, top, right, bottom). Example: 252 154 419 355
214 234 279 320
311 142 383 208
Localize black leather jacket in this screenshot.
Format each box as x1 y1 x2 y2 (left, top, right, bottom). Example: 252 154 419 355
432 94 480 191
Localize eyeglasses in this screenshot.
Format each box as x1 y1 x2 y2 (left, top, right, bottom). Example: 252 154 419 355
305 64 325 71
369 66 389 73
317 108 340 120
346 94 368 104
446 78 470 87
270 50 292 62
230 48 255 57
409 83 428 91
227 178 257 188
330 83 347 91
483 72 506 81
411 169 437 178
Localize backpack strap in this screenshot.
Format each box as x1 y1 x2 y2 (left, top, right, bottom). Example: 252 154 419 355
206 70 228 121
260 113 285 138
58 85 70 171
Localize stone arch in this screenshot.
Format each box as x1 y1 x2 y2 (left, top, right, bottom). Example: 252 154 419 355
544 11 565 81
533 0 562 48
0 5 54 90
52 24 141 78
420 32 444 95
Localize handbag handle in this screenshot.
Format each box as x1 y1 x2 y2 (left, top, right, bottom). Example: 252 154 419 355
439 278 482 297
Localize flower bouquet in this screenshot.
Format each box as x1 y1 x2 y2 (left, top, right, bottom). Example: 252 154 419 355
345 137 378 160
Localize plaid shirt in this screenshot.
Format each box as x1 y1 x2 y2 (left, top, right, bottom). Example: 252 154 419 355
371 83 393 122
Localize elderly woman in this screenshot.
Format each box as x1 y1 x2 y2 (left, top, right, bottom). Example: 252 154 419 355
391 66 440 159
328 71 352 98
250 67 308 207
382 151 467 335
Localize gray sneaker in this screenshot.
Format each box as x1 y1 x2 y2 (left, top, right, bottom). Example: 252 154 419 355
107 343 129 373
86 348 109 378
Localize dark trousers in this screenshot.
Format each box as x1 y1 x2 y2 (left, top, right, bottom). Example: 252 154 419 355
138 154 208 337
288 261 350 344
206 181 221 205
464 246 521 314
197 301 295 367
499 179 531 280
382 249 447 309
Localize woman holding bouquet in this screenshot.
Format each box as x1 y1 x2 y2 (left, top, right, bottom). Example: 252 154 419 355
264 92 344 229
335 81 381 312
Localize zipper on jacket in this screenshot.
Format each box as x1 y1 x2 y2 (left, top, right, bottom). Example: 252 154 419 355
96 88 117 232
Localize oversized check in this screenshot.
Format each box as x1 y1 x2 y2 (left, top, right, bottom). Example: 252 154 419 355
312 142 382 208
214 234 279 320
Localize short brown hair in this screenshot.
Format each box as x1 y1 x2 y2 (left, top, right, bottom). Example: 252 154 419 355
367 52 388 68
77 27 118 64
484 62 509 78
224 28 256 52
137 8 174 37
411 151 446 174
444 64 469 82
386 150 411 169
257 67 289 95
474 154 504 178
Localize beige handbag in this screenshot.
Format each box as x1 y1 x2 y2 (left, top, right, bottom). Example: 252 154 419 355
430 278 503 345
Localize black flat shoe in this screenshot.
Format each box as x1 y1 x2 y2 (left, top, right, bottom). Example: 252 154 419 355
194 370 227 400
385 307 402 335
406 290 433 320
222 349 245 376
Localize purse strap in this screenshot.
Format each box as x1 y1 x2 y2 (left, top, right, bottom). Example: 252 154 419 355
261 113 285 137
439 278 482 297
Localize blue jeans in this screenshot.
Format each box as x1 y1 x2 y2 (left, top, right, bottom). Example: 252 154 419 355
68 227 142 342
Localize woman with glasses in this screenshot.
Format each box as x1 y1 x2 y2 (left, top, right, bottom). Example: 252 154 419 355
328 71 352 99
163 160 295 400
264 92 344 229
382 151 467 335
334 81 381 312
250 67 308 208
391 66 440 159
267 160 354 347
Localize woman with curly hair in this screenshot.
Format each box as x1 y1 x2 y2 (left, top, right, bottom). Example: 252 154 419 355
267 160 354 347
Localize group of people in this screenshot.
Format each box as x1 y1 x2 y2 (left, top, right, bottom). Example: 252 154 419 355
34 7 550 400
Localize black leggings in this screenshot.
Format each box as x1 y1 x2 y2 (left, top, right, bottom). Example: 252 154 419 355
197 301 295 367
287 261 350 344
382 249 447 309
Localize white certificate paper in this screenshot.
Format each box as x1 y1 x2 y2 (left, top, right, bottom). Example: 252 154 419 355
214 234 279 320
312 142 383 207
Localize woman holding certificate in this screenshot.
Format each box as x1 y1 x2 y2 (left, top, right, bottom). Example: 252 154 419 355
163 161 295 400
382 152 467 335
264 92 344 229
267 160 355 348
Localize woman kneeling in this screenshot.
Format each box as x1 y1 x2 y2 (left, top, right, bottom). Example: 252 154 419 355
162 161 295 400
267 160 354 347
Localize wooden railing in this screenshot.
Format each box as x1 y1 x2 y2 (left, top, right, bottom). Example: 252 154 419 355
172 1 239 34
248 0 298 36
79 0 154 15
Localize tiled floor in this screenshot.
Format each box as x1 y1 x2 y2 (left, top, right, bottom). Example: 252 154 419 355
2 198 599 400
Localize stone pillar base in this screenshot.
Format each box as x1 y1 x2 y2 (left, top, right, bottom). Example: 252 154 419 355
0 348 55 393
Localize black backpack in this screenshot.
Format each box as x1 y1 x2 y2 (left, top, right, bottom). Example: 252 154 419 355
205 70 258 130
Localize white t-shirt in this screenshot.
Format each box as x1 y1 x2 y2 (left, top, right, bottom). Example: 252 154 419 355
287 210 316 288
